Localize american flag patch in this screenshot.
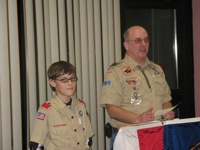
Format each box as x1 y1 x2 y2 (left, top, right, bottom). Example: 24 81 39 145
37 112 46 120
103 80 111 86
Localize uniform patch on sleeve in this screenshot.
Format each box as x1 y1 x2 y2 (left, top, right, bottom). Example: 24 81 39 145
37 112 46 120
103 80 111 86
106 66 114 73
106 62 118 73
42 102 51 109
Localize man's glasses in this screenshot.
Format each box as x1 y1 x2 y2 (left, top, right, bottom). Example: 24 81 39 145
127 37 149 44
55 77 78 83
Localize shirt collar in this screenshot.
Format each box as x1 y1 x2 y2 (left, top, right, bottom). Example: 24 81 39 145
52 95 73 110
124 54 151 70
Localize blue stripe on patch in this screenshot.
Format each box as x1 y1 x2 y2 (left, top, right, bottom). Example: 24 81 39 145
103 80 111 86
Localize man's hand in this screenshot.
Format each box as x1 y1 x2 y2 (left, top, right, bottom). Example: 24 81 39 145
106 104 155 124
163 111 175 120
162 101 175 120
137 107 155 123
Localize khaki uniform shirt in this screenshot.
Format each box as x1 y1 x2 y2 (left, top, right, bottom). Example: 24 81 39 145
101 54 172 127
30 95 94 150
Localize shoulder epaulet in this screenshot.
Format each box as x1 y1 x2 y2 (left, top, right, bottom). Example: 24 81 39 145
78 99 86 105
106 62 121 73
42 102 51 109
110 62 118 67
111 61 123 67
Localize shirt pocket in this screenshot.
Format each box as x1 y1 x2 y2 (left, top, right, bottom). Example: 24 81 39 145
51 123 68 135
152 77 166 96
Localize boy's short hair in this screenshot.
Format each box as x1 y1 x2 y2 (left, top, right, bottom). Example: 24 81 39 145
48 61 76 91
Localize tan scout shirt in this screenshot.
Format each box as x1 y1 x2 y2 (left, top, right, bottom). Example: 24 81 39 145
30 95 94 150
101 54 172 128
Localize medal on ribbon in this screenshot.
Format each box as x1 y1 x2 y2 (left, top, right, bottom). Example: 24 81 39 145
126 77 142 105
79 110 83 124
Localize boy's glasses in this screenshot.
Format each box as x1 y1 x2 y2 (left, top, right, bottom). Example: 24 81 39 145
55 77 78 83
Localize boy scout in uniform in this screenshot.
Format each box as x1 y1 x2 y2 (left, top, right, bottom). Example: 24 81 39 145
101 26 175 149
30 61 94 150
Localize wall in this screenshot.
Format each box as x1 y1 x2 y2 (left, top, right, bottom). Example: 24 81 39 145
193 0 200 117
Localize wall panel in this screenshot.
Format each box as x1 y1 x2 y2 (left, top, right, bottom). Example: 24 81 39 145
8 0 22 149
24 2 38 149
43 0 52 99
35 0 47 105
58 0 68 61
0 1 12 149
49 0 59 62
72 0 82 97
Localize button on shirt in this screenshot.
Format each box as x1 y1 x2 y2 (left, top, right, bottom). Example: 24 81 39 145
30 95 94 150
101 54 172 128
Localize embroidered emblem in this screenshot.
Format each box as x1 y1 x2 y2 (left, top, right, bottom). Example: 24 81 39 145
79 110 83 117
107 66 114 73
37 112 46 120
191 142 200 150
123 66 132 73
107 62 119 73
103 80 111 86
148 64 162 76
79 110 83 124
53 124 67 127
126 77 141 86
42 102 51 109
126 77 142 105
